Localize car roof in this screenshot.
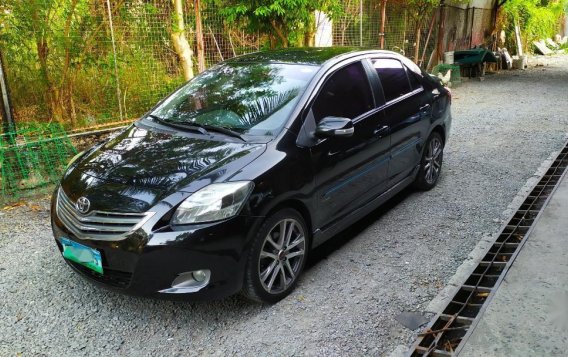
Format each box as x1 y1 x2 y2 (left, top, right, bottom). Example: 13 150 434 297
226 47 402 66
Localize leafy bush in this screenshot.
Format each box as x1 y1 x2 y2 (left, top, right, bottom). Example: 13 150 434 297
502 0 568 53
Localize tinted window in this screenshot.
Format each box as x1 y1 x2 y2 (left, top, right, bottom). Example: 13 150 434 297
148 63 318 136
372 59 412 102
312 62 374 122
406 67 422 90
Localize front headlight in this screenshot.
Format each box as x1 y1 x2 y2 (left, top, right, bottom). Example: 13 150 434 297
171 181 254 225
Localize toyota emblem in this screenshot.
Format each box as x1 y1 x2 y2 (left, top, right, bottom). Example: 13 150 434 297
75 197 91 214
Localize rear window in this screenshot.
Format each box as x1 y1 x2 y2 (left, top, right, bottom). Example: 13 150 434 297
407 68 422 91
372 58 412 102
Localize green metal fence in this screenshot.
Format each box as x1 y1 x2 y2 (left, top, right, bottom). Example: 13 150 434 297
0 123 77 203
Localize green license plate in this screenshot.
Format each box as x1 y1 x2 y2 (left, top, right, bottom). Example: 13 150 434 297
61 238 103 274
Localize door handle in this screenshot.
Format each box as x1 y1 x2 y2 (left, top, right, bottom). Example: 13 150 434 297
420 104 431 111
373 126 390 138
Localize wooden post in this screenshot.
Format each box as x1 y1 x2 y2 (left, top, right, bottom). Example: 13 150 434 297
436 1 446 64
514 18 523 56
228 30 237 57
420 12 437 68
195 0 206 73
402 9 407 54
106 0 124 120
380 0 387 49
209 26 224 61
359 0 363 47
470 7 475 48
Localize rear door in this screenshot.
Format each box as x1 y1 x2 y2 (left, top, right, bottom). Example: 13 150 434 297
308 61 391 230
370 58 431 187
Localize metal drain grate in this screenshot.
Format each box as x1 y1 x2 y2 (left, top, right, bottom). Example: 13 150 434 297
409 140 568 357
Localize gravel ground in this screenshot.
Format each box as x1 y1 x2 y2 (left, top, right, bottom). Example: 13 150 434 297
1 55 568 357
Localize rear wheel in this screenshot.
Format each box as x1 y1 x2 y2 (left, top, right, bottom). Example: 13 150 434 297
414 132 444 190
242 208 308 303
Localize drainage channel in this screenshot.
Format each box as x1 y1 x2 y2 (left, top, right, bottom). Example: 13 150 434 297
408 140 568 357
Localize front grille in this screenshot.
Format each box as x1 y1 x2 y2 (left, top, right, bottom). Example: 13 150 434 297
56 189 154 241
68 261 132 288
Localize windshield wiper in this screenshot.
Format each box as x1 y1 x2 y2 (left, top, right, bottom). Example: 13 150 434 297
147 115 246 142
147 114 209 135
196 123 247 142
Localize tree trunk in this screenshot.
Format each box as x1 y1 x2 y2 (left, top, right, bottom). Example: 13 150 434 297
61 0 79 126
414 23 422 64
36 38 62 122
195 0 206 73
269 34 277 49
304 13 315 47
0 51 16 135
68 81 77 124
171 0 194 81
304 31 315 47
32 3 61 123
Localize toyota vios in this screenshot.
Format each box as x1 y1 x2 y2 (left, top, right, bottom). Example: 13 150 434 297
51 48 451 303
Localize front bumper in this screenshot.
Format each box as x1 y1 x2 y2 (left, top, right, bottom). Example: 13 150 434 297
51 199 261 301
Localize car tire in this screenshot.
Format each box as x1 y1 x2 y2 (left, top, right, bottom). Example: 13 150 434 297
413 131 444 191
242 208 308 303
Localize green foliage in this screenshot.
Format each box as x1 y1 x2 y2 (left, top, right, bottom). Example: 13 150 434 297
0 0 506 133
0 0 181 128
402 0 469 23
502 0 567 51
216 0 344 47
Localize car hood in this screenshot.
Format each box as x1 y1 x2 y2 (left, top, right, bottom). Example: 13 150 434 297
64 125 265 206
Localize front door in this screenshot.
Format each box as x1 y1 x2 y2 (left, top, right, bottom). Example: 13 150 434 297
308 61 391 231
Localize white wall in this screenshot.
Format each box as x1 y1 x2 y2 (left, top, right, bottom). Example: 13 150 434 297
314 11 333 47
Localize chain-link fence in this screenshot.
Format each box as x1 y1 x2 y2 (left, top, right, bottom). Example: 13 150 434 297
1 1 262 133
1 1 497 133
0 0 496 203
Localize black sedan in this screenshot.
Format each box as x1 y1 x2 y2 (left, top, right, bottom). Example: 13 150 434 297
51 48 451 303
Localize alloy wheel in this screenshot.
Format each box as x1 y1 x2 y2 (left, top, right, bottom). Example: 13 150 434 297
258 218 306 294
424 136 443 185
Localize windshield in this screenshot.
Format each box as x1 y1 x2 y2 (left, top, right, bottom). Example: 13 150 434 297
147 62 319 136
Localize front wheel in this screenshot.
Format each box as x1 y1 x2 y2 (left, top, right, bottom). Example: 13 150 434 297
414 132 444 190
242 208 308 303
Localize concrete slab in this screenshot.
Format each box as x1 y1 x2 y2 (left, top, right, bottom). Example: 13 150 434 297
426 152 558 315
459 173 568 356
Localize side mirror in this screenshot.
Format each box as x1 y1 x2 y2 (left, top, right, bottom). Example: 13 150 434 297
315 117 354 138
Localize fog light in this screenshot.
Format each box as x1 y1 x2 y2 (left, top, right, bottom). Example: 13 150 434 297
158 269 211 294
192 270 208 282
